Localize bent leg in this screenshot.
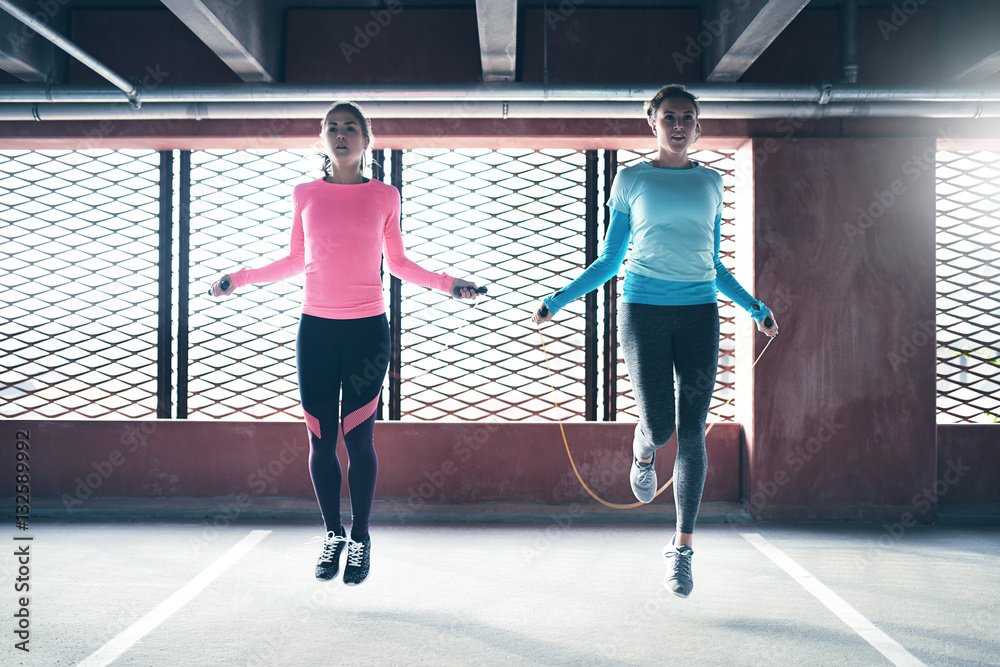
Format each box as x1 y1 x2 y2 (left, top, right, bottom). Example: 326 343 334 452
620 303 677 461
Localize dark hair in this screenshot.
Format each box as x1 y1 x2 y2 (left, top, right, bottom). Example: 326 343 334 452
319 100 374 176
644 84 701 123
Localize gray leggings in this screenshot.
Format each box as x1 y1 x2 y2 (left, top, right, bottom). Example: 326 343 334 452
619 302 719 534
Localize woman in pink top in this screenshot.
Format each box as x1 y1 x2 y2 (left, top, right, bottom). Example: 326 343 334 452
210 101 479 585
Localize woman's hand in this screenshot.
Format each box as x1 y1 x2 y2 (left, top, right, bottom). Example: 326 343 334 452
209 274 236 298
532 302 553 325
451 278 480 300
757 313 779 337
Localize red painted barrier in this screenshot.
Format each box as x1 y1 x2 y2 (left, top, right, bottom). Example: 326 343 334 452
1 420 739 506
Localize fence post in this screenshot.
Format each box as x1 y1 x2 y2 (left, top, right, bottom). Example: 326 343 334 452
602 150 619 421
156 150 174 419
177 150 190 419
585 150 599 421
389 149 404 420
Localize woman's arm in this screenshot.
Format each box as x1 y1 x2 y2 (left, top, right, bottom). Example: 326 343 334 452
712 212 770 322
540 206 631 317
227 194 306 290
381 189 454 293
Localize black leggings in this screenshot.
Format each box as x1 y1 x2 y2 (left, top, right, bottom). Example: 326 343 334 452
297 313 390 540
619 302 720 535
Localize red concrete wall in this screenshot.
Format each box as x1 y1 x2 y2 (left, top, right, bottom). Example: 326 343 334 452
5 420 996 513
742 8 939 85
285 9 482 83
0 420 740 508
520 8 700 83
937 425 1000 505
738 137 939 521
70 9 242 85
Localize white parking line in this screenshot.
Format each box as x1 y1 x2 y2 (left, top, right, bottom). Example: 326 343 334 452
741 533 925 667
77 529 272 667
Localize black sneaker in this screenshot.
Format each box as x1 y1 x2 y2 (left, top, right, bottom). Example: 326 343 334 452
664 538 694 598
630 454 657 503
343 538 371 586
314 530 347 581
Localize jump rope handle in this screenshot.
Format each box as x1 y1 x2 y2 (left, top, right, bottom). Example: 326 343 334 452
208 278 231 297
539 304 549 317
751 302 774 331
452 285 488 297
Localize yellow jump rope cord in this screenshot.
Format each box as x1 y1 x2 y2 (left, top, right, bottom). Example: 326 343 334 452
536 327 775 510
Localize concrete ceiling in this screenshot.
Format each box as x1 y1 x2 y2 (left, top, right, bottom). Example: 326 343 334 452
1 0 997 89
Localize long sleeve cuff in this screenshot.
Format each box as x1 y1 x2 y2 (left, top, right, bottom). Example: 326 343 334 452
228 267 252 289
748 300 772 323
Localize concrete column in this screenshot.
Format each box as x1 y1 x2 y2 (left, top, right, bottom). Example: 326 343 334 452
738 137 937 521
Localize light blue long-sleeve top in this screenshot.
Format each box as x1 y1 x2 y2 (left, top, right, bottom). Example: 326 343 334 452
542 160 771 321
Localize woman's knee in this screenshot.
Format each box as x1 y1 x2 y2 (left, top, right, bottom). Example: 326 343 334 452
302 401 339 443
675 432 708 466
640 420 676 449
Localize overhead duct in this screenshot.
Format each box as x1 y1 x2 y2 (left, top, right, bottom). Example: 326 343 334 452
2 84 1000 120
2 100 1000 121
4 82 1000 106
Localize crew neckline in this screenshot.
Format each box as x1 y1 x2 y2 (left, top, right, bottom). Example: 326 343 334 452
642 160 702 171
319 176 372 186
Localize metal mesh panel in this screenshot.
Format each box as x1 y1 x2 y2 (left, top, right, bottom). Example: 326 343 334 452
400 149 588 421
612 149 740 422
1 150 161 419
935 150 1000 423
186 149 318 420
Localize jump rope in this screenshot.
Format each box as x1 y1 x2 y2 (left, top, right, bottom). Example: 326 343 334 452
448 285 775 510
211 278 774 510
535 301 775 509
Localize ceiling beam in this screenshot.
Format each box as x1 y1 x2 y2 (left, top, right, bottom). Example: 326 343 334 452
938 0 1000 82
705 0 810 82
475 0 517 82
161 0 276 83
0 0 66 82
0 13 50 81
948 50 1000 82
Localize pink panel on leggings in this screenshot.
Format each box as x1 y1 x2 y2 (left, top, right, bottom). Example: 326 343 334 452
343 395 380 435
303 408 321 439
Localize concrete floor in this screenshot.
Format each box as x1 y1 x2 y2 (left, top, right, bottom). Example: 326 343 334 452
2 522 998 667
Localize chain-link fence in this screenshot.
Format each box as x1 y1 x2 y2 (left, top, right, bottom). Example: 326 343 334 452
187 149 317 420
13 146 987 425
936 150 1000 423
400 149 589 421
1 150 161 418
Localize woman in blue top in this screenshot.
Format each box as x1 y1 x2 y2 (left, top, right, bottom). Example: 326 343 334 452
533 84 779 598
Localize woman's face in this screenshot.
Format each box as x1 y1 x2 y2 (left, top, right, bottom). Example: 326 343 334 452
322 109 369 165
651 101 700 154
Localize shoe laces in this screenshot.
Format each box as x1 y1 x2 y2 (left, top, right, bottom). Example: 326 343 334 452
308 531 346 563
346 540 368 568
634 459 655 483
668 547 693 580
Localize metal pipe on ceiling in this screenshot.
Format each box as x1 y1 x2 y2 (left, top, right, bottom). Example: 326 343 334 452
842 0 859 84
0 0 137 104
2 100 1000 121
4 83 1000 107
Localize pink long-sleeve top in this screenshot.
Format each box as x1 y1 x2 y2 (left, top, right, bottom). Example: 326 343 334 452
229 178 454 319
